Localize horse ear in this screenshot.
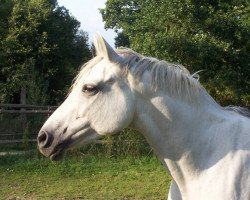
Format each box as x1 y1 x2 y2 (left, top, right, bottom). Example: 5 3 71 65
93 33 122 63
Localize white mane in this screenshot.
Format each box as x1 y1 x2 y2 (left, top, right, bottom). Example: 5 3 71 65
117 48 203 98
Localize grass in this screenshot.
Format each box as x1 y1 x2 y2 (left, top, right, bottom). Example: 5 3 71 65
0 152 171 199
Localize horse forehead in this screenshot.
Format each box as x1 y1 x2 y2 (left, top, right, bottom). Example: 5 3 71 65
85 60 120 82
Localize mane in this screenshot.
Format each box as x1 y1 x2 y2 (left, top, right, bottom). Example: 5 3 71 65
117 48 203 99
224 106 250 118
117 49 250 117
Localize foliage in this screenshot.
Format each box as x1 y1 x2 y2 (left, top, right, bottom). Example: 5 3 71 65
0 0 91 105
114 31 130 48
101 0 250 106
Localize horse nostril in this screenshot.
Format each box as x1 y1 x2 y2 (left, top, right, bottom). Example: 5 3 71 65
63 127 68 134
37 131 53 148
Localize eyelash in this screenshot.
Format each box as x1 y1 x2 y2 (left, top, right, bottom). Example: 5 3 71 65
82 84 99 96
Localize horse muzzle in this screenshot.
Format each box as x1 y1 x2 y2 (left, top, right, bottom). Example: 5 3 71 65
37 130 67 161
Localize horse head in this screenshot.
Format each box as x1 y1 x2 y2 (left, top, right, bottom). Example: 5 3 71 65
37 35 135 160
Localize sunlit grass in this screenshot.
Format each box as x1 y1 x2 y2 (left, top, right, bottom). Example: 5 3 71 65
0 154 171 199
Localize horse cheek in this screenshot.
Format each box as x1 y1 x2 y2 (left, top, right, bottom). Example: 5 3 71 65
91 91 134 135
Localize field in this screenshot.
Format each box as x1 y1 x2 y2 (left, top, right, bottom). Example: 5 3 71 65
0 152 171 199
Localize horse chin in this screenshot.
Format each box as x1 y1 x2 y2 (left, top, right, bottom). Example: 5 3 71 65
47 141 69 161
49 149 65 161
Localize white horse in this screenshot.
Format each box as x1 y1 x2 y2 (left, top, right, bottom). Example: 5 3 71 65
38 35 250 200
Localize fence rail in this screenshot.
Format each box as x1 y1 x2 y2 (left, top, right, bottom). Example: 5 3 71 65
0 103 58 109
0 103 57 114
0 139 37 144
0 110 55 114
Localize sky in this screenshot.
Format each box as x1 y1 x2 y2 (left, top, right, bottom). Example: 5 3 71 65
57 0 116 48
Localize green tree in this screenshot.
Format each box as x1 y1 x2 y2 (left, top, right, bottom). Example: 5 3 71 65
0 0 13 38
0 0 91 104
101 0 250 106
40 5 91 103
115 31 130 48
0 0 53 104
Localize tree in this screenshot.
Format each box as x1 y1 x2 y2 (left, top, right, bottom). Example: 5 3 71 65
40 5 91 103
0 0 91 104
101 0 250 106
0 0 53 104
114 31 130 48
0 0 13 39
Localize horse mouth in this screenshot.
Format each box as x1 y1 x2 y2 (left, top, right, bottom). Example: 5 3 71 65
49 149 65 161
47 140 69 161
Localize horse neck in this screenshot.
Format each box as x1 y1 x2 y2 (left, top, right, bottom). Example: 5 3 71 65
131 86 226 192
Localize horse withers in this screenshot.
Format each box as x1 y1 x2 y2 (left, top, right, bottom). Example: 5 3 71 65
37 34 250 200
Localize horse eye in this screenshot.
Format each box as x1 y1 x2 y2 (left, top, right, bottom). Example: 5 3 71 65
82 84 99 95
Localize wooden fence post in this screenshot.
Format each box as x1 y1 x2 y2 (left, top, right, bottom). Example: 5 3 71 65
20 87 27 130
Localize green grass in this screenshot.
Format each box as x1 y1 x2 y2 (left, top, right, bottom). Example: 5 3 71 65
0 153 171 199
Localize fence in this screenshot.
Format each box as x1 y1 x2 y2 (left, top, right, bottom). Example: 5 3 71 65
0 104 57 114
0 104 57 146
